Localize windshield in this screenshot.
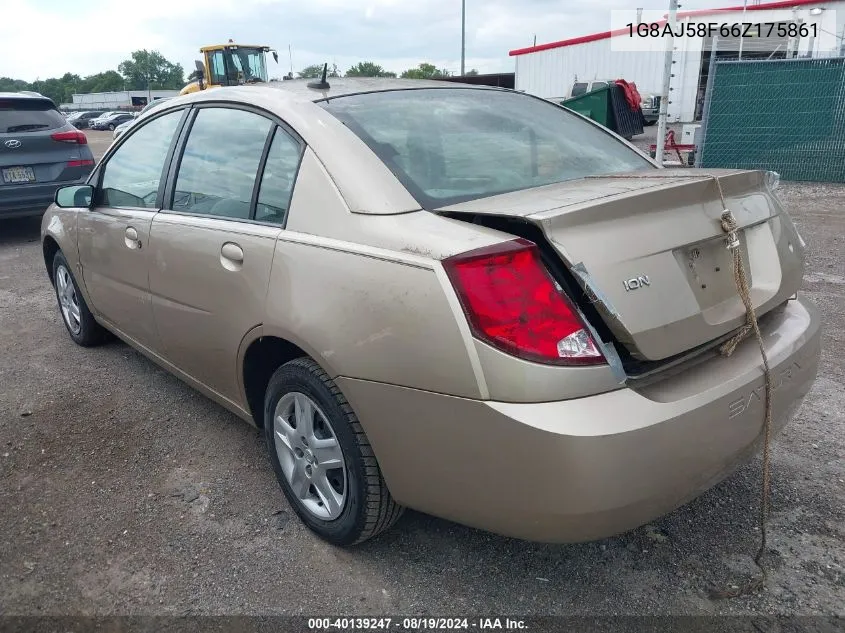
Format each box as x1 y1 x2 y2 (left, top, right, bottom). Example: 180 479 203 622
571 82 589 97
226 47 268 83
320 88 653 208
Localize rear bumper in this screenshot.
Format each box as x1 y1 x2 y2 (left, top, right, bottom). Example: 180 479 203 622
0 175 92 219
338 295 821 542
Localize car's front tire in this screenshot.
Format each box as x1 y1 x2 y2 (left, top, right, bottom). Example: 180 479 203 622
52 251 109 347
264 357 403 545
108 124 115 131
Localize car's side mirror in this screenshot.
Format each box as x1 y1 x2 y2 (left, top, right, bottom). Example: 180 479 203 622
55 184 94 209
195 60 206 90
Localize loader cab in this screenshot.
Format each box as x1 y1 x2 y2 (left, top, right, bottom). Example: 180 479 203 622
204 45 270 87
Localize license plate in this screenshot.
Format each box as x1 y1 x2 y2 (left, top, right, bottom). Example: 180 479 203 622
2 166 36 184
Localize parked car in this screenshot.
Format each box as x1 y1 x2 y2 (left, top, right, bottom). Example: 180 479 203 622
640 94 660 125
113 98 172 140
90 112 134 131
1 92 95 219
41 79 820 547
67 110 108 129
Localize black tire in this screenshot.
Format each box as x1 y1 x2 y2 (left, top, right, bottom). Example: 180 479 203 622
52 251 110 347
108 123 115 131
264 357 403 545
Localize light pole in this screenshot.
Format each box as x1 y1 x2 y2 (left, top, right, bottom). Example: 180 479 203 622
461 0 466 76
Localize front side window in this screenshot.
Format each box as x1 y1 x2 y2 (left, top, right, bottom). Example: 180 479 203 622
320 88 653 208
171 108 271 219
208 50 227 85
255 128 302 224
100 109 183 208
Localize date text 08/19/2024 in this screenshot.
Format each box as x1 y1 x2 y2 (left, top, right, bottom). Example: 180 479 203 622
308 618 528 630
626 21 818 39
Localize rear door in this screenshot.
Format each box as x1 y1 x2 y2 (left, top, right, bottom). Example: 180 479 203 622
0 96 88 188
77 107 187 349
148 105 303 402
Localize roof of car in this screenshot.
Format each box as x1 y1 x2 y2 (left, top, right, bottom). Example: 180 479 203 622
264 77 500 101
0 91 52 101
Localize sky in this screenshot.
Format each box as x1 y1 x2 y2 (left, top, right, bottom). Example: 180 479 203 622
5 0 742 82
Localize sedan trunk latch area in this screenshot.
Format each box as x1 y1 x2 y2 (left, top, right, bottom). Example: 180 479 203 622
721 209 741 251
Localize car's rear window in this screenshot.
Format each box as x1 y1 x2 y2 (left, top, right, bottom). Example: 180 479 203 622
320 88 653 208
0 99 66 133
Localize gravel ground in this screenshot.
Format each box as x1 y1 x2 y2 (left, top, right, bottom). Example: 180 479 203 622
0 131 843 617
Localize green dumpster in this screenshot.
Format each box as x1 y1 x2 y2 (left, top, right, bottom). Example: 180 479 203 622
561 86 612 128
561 84 644 140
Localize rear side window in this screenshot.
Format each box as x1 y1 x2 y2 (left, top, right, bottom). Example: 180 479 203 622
171 107 271 219
100 110 183 208
255 128 302 224
321 88 653 208
0 99 66 133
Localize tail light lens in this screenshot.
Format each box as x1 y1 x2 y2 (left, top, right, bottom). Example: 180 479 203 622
67 159 94 167
51 130 88 145
443 239 605 365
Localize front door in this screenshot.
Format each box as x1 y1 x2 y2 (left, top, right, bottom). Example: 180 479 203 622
77 108 186 349
148 106 302 402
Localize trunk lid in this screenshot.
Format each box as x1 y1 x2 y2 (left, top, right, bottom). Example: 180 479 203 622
438 169 805 361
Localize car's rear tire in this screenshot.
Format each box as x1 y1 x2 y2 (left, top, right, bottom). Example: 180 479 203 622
108 124 115 131
264 357 403 545
52 251 109 347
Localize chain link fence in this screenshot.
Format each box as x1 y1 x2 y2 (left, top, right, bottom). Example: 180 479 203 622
698 56 845 182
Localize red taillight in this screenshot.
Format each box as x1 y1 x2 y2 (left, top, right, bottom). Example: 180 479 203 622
51 130 88 145
443 239 605 365
67 159 94 167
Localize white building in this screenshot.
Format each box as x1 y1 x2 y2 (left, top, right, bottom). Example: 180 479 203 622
63 89 180 111
511 0 845 122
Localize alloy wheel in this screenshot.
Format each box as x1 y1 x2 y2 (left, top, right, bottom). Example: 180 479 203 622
55 265 81 335
273 392 347 520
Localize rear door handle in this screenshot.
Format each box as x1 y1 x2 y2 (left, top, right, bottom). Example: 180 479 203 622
124 226 141 249
221 242 244 264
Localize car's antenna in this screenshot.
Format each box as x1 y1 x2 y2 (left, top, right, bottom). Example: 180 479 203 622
307 63 330 90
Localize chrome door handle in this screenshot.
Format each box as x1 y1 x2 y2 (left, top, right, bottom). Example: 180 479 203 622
221 242 244 264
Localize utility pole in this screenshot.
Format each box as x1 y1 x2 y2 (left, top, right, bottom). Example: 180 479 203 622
655 0 678 165
738 0 747 59
461 0 466 76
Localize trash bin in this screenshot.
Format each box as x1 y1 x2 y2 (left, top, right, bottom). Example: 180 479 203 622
560 86 612 129
561 84 644 140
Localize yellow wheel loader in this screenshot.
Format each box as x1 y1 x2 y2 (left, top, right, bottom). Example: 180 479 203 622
180 40 279 96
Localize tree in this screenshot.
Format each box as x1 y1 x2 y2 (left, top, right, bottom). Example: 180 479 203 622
81 71 125 94
0 77 31 93
345 62 396 78
400 63 450 79
298 64 342 79
118 49 184 90
465 69 480 76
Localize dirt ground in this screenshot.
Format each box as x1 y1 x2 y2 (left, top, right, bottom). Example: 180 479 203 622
0 131 843 618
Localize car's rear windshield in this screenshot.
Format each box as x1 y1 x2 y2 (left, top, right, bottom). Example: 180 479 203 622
320 88 654 208
0 99 66 133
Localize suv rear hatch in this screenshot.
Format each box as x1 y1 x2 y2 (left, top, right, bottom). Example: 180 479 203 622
0 95 92 187
438 169 804 362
